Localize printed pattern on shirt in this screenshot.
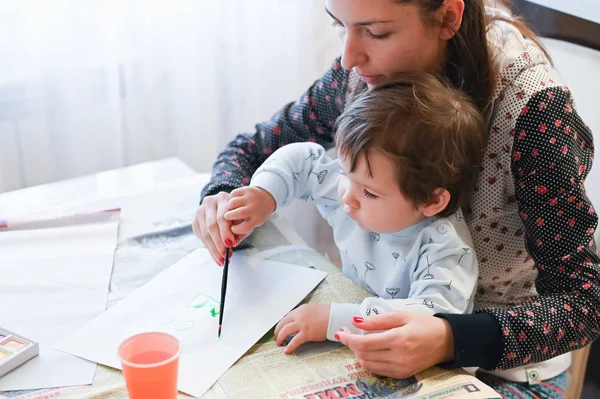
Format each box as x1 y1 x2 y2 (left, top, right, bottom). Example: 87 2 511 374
468 48 600 370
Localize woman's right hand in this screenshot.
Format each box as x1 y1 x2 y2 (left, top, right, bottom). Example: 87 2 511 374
336 312 455 379
192 192 237 266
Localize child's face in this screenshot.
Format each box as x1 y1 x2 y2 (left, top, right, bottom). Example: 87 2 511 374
338 151 426 234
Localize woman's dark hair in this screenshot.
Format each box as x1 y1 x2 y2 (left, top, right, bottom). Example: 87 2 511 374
394 0 550 114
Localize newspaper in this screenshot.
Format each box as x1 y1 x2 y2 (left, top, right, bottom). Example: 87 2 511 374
217 245 500 399
221 343 497 399
1 181 500 399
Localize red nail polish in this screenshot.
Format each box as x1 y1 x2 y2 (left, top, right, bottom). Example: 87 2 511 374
219 258 224 266
353 317 364 323
334 333 340 340
225 239 234 248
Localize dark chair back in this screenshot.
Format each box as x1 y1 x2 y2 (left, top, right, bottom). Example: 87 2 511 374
509 0 600 51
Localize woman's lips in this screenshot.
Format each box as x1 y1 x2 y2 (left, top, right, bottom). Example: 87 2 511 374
359 75 383 85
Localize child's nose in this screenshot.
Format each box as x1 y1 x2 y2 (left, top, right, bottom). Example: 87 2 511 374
342 188 360 210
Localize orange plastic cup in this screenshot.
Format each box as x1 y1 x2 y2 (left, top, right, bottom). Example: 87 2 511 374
118 332 181 399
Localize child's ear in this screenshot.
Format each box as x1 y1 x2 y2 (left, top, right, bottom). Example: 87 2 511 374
419 188 451 217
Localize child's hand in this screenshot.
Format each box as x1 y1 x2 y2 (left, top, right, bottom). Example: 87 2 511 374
223 186 276 245
274 304 331 354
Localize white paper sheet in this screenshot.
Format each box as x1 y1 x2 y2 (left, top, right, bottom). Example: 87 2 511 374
59 248 326 398
0 218 119 390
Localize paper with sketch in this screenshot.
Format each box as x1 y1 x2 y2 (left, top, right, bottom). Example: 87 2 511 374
59 248 326 398
0 216 120 391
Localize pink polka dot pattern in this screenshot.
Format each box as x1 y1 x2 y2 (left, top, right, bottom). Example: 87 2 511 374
469 46 599 370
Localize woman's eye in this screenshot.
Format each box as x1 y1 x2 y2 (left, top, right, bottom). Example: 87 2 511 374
367 31 391 40
331 21 346 36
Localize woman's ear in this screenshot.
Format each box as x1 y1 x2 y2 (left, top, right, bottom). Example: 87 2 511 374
438 0 465 40
419 188 451 217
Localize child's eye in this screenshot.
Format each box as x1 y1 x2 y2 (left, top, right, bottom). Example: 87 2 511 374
363 189 378 199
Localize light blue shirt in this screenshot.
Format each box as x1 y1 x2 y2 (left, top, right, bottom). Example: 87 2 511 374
251 143 479 341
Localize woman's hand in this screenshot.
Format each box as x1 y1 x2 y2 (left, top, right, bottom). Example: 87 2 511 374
336 312 455 379
193 192 237 265
274 304 331 354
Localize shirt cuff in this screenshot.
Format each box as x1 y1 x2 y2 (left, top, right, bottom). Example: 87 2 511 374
434 312 503 370
328 303 362 341
251 171 289 209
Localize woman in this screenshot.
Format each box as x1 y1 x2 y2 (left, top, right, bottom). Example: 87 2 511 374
193 0 599 397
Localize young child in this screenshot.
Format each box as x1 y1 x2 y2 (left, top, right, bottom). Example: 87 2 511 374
223 73 487 354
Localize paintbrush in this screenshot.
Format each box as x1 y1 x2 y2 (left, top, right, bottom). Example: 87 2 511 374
217 248 231 338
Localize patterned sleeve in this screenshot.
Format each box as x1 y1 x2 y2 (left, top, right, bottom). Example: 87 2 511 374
481 86 600 370
200 57 350 201
250 142 341 208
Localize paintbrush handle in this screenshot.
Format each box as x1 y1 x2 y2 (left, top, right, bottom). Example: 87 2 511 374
218 248 231 333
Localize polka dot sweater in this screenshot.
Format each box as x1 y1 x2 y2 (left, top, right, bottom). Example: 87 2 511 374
201 48 599 371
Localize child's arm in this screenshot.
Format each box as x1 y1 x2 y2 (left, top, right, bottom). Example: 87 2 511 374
250 142 341 208
328 232 478 341
224 142 341 240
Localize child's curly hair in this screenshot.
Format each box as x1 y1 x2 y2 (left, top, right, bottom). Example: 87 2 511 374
335 72 487 217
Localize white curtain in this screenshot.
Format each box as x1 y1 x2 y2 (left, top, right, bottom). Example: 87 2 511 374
0 0 340 193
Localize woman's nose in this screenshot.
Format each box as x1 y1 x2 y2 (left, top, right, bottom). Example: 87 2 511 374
341 32 367 71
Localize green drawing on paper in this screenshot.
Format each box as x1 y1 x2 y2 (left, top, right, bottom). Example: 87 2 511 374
186 293 221 318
